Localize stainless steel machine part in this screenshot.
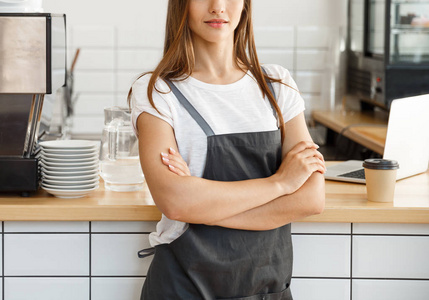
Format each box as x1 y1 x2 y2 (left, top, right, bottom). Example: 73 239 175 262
24 94 45 157
0 16 47 93
0 13 66 193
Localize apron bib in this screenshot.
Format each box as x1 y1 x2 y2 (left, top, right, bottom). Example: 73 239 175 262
139 70 293 300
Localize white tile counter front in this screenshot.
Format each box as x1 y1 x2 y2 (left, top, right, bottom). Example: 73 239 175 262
1 221 429 300
1 221 155 300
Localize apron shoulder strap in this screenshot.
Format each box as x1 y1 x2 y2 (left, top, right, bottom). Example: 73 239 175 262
166 69 277 136
165 79 215 137
261 66 278 121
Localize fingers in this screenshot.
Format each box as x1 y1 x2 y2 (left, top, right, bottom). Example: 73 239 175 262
160 147 191 176
299 155 325 173
290 146 325 166
296 148 323 160
167 164 188 176
288 140 325 164
289 141 319 155
308 157 326 174
282 144 326 179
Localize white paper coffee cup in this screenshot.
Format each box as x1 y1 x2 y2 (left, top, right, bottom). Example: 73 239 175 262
363 159 399 203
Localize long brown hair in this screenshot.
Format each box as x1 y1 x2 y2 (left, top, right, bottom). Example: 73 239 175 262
128 0 293 141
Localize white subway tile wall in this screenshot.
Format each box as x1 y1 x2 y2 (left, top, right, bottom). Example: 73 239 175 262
292 235 351 277
2 222 429 299
353 223 429 235
302 94 331 118
117 28 164 48
254 27 295 49
291 278 350 300
91 221 157 233
291 222 351 234
258 49 295 70
5 278 90 300
296 27 338 48
91 278 145 300
117 50 162 71
1 221 154 300
73 95 115 116
91 234 152 276
74 49 115 71
71 26 116 48
352 280 429 300
4 234 89 276
70 116 105 136
4 221 89 232
295 72 324 94
296 50 329 71
117 71 142 93
42 0 347 136
352 235 429 279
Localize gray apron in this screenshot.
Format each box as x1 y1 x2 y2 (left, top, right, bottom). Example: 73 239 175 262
139 71 293 300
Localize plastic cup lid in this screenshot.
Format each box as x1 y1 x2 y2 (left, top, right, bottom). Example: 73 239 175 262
362 158 399 170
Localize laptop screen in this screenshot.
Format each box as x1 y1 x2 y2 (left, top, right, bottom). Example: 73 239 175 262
383 94 429 179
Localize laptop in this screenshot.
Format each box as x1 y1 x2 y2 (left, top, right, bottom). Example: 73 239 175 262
324 94 429 184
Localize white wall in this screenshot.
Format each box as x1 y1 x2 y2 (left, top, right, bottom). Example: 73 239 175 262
43 0 348 136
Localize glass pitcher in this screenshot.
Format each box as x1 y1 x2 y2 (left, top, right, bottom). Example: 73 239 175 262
99 106 144 191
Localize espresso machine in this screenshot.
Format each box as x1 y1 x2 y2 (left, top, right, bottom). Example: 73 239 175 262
0 13 66 195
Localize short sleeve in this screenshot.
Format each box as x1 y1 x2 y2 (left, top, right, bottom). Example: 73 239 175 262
263 64 305 124
131 74 174 136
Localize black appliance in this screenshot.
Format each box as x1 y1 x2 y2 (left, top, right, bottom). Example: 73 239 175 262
347 0 429 110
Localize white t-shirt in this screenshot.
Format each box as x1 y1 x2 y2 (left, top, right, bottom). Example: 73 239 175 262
131 64 305 246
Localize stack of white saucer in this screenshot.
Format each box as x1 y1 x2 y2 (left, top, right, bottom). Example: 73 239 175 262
39 140 100 198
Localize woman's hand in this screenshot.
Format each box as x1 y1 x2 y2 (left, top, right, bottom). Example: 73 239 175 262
161 147 191 176
274 141 326 195
160 141 325 196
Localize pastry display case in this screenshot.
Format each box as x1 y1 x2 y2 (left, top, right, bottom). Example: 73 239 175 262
348 0 429 109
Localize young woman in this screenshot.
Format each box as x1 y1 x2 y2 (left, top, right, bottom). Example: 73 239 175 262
129 0 326 299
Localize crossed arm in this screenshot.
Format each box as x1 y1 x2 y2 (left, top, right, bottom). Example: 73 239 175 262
137 111 325 231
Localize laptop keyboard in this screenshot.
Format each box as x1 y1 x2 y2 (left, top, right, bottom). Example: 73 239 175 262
338 168 366 179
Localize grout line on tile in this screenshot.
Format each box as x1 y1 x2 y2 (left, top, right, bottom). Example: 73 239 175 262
2 221 4 300
350 223 353 300
89 221 91 300
3 232 91 235
114 26 119 107
291 233 351 236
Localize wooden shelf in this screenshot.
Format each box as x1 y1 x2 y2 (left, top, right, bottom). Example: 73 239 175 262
312 110 389 154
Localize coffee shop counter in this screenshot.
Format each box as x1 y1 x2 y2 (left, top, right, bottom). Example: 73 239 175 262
0 167 429 299
0 168 428 223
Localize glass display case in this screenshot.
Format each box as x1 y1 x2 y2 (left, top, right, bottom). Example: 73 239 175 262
367 0 385 57
390 0 429 64
348 0 429 109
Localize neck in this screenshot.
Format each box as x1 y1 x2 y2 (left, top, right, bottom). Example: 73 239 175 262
191 34 245 84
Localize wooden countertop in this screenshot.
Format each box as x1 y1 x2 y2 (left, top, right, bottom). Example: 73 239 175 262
0 182 161 222
304 167 429 223
312 110 388 154
0 166 428 223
